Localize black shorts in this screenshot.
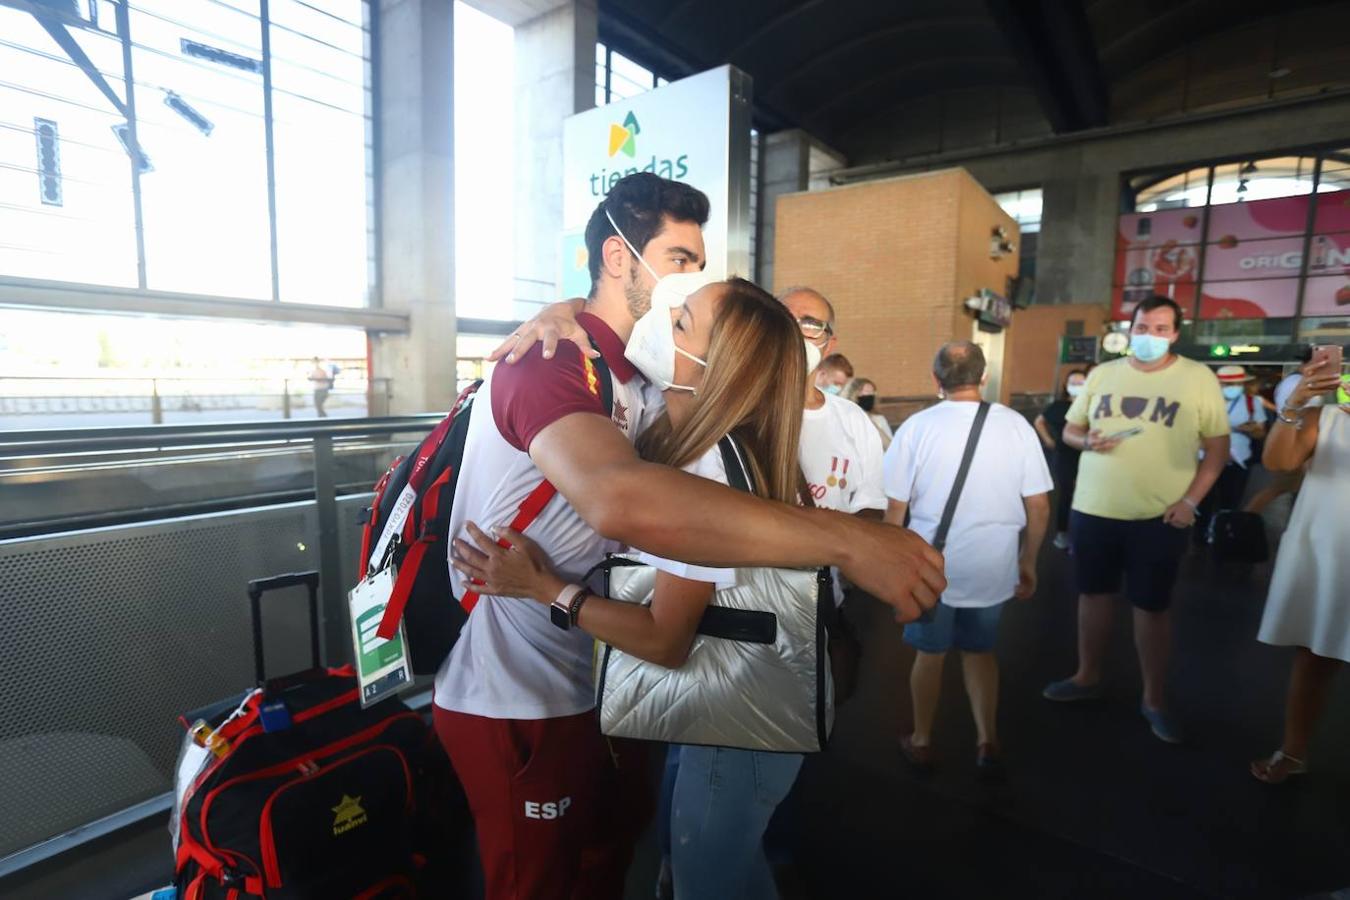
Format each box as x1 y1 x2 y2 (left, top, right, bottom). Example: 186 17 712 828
1070 511 1189 612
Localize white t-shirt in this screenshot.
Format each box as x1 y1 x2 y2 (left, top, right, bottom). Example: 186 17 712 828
882 401 1053 608
799 392 886 603
637 444 736 589
434 314 652 721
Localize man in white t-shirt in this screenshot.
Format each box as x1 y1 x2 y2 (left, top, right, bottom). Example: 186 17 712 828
780 288 886 521
433 174 947 900
884 341 1052 780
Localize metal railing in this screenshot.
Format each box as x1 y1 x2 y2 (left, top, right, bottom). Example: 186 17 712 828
0 375 395 424
0 414 442 876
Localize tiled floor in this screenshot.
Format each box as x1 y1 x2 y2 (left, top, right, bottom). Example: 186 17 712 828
6 489 1349 900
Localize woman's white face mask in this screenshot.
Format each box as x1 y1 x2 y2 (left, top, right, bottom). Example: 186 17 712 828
606 210 713 392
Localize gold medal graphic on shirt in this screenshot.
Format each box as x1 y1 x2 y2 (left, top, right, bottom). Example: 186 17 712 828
827 457 838 487
838 458 849 489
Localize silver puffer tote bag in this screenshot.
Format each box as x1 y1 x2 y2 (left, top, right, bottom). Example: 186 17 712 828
592 435 834 753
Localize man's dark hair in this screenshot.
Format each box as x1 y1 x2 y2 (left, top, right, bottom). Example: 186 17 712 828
1130 295 1183 332
933 341 986 391
584 173 710 290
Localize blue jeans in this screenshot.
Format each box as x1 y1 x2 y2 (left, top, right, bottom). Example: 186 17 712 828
670 745 804 900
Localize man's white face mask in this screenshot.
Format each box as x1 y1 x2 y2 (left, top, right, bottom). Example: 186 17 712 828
605 210 713 392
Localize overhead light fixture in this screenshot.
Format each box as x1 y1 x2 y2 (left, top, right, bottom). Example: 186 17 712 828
1240 161 1259 175
111 123 153 173
1269 67 1291 79
1236 178 1249 199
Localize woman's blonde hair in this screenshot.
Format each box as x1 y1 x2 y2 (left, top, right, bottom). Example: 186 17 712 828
841 377 876 403
637 277 805 504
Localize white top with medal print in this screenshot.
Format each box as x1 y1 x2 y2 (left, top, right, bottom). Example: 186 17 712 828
799 392 887 604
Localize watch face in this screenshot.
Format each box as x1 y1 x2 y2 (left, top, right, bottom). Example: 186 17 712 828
550 603 570 630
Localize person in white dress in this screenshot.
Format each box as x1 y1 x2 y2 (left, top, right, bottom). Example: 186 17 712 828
1251 367 1350 784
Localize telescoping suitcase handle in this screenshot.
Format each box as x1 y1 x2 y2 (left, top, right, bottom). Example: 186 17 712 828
247 570 323 688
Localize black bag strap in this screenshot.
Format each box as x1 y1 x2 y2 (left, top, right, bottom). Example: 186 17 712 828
717 434 755 494
932 402 990 553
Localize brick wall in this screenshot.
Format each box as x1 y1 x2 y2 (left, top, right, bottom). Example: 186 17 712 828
774 167 1019 414
1004 302 1110 397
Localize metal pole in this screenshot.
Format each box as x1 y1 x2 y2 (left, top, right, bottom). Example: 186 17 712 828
282 378 291 419
311 435 347 665
260 0 282 302
114 1 147 289
150 378 162 424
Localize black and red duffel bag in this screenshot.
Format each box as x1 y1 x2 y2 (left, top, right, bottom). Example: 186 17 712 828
172 572 460 899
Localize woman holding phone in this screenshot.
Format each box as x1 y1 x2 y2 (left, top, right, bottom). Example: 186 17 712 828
1251 357 1350 784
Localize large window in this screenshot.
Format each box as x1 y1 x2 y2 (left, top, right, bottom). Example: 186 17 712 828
1115 148 1350 338
594 42 664 108
0 1 373 306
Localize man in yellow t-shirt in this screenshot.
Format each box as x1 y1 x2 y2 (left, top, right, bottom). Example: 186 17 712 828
1042 296 1230 745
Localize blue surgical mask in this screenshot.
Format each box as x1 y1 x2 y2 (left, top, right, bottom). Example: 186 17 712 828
821 383 842 396
1130 333 1172 363
1222 385 1244 400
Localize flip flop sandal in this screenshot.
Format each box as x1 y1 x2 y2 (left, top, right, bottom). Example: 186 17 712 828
1250 750 1307 784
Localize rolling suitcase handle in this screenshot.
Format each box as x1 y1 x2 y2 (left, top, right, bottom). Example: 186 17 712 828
247 570 323 688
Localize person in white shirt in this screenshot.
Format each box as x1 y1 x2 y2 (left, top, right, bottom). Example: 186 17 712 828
884 341 1052 779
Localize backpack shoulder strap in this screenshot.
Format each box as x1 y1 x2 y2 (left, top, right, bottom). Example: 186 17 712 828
460 336 614 614
932 401 990 553
588 349 614 418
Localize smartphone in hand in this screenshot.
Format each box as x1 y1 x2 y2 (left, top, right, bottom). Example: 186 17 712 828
1101 426 1144 442
1310 344 1342 374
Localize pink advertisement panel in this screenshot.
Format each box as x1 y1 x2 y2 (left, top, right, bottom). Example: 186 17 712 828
1117 209 1204 250
1198 279 1299 319
1313 189 1350 234
1303 274 1350 315
1208 195 1310 241
1202 236 1306 281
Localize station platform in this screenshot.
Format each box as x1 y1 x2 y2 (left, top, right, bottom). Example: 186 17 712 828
4 500 1348 900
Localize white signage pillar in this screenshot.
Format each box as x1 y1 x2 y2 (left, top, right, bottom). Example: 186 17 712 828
560 65 752 295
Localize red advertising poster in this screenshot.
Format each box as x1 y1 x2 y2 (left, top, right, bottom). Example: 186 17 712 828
1313 189 1350 234
1112 208 1202 320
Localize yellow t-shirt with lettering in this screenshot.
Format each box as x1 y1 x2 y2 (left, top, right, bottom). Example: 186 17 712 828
1066 356 1229 521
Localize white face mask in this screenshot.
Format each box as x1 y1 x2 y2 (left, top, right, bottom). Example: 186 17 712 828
1066 383 1084 398
605 210 713 392
804 339 822 373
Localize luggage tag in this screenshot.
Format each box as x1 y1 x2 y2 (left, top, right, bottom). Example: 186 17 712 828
348 564 413 708
259 697 292 733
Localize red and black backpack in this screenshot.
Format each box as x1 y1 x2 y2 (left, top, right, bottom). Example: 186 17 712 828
360 351 613 674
